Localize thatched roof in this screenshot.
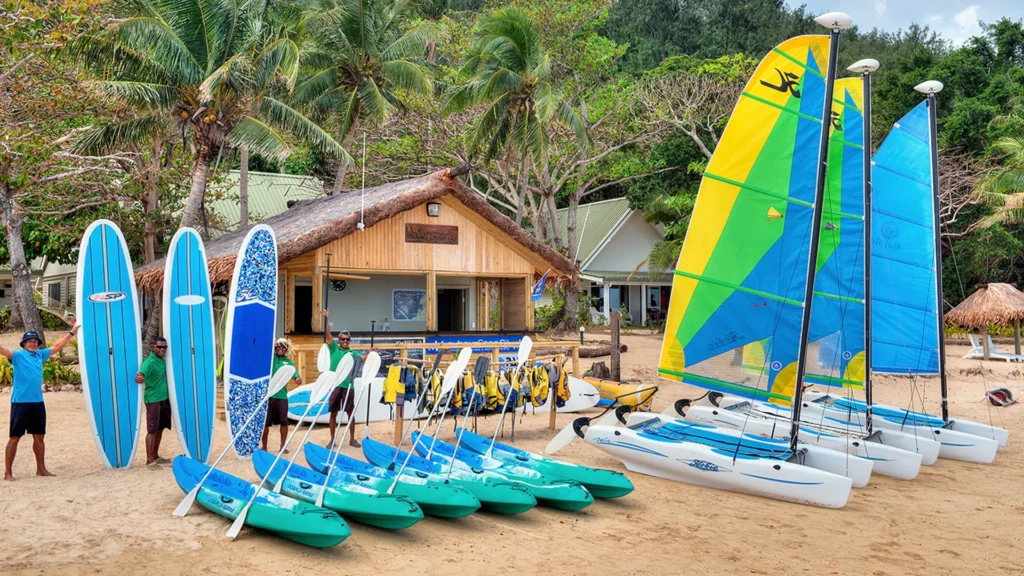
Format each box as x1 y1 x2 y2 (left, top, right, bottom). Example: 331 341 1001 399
944 283 1024 327
136 167 575 290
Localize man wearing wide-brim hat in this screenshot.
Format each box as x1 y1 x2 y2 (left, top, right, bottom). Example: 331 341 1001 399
2 325 79 481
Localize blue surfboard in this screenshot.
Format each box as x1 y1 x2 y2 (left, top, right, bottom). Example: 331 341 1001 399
76 220 143 469
163 228 216 463
224 225 278 459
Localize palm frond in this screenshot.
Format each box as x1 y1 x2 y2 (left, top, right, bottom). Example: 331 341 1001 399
293 68 339 106
479 67 525 101
72 116 165 155
256 37 300 90
83 80 180 110
381 59 432 94
555 99 591 150
230 115 292 160
357 76 388 127
260 97 351 162
92 17 206 84
199 53 256 101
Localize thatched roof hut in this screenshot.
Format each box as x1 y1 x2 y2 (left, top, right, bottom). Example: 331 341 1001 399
135 166 575 290
945 282 1024 359
945 283 1024 327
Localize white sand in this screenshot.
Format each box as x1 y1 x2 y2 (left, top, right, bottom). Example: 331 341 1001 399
1 332 1022 575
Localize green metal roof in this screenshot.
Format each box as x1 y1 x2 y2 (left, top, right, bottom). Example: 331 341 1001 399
205 171 323 236
556 197 632 266
585 270 671 284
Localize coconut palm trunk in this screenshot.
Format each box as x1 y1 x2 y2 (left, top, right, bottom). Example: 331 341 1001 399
0 190 44 337
180 156 211 229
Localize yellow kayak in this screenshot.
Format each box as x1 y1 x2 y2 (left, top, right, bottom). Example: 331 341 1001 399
585 377 658 409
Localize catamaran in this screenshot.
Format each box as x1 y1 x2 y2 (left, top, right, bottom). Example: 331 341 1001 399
798 81 1008 463
679 64 932 480
569 13 876 508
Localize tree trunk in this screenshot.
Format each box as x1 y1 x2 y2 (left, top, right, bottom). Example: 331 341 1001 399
561 270 580 332
180 156 211 228
141 142 163 350
0 189 44 338
330 122 359 195
142 290 162 351
239 143 249 228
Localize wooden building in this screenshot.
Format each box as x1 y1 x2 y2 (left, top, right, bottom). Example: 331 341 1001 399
135 168 574 341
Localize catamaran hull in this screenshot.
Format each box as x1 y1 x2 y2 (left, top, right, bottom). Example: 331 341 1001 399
685 405 922 480
583 421 852 508
799 393 1000 464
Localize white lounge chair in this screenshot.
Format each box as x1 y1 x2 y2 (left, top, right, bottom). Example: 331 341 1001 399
589 307 608 325
963 334 1024 362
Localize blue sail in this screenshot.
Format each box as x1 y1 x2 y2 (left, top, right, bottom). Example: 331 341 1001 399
806 78 866 390
869 101 940 375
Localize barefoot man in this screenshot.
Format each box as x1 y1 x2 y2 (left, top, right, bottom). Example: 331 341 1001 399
134 337 172 469
262 338 301 453
3 326 79 481
321 310 367 448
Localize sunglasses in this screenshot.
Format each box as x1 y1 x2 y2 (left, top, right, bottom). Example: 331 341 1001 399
339 338 351 342
155 345 168 350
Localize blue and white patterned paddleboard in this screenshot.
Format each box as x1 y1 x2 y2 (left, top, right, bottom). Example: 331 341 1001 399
76 220 143 469
163 228 216 463
224 225 277 460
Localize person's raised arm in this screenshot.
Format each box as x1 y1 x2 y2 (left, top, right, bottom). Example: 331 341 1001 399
0 342 12 360
49 324 80 355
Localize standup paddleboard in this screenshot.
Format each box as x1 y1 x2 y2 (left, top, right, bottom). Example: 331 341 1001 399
224 225 278 459
163 228 216 463
76 220 143 469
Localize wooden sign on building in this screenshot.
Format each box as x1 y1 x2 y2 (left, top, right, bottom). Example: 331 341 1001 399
405 223 459 245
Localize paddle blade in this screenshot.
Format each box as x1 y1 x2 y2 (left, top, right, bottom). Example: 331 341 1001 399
545 422 579 455
333 354 355 387
317 344 330 372
440 362 462 396
226 506 248 539
456 347 472 370
516 336 533 368
309 372 334 404
172 486 198 517
472 356 490 385
269 366 295 397
360 351 381 383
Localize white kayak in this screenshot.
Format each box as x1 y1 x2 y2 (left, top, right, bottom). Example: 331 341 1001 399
580 412 859 509
683 398 925 480
800 392 1002 464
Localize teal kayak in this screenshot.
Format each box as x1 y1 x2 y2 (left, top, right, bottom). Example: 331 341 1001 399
172 456 350 547
362 437 537 515
455 427 634 498
411 432 594 511
302 443 481 518
252 450 423 529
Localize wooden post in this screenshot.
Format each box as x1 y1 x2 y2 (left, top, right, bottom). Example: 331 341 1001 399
426 271 437 331
1016 318 1021 356
548 354 559 430
572 344 580 378
296 349 306 387
982 325 991 361
610 311 621 380
491 345 499 369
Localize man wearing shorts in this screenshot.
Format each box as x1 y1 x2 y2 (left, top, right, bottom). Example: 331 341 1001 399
3 326 79 481
134 338 171 469
263 338 301 453
321 310 365 448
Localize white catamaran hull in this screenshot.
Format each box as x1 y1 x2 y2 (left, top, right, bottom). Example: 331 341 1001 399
583 416 854 508
800 392 1000 464
685 404 922 480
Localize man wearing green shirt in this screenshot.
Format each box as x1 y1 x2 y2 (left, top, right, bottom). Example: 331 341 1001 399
134 338 171 469
263 338 301 452
322 309 365 448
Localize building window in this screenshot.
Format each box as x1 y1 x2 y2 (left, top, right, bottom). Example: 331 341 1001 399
47 282 61 303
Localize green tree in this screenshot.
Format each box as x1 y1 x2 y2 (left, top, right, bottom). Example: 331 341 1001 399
73 0 348 229
294 0 434 194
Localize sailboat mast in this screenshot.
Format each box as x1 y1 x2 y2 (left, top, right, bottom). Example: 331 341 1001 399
919 83 949 422
850 59 880 433
789 16 847 452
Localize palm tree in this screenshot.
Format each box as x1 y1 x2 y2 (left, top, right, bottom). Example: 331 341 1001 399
978 135 1024 226
294 0 433 193
73 0 348 228
444 7 587 164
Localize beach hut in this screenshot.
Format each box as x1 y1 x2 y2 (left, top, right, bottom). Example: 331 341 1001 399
944 282 1024 360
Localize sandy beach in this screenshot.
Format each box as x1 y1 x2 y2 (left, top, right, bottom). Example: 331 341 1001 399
1 332 1021 575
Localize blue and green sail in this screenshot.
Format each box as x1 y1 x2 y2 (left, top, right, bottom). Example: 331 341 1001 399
657 35 834 403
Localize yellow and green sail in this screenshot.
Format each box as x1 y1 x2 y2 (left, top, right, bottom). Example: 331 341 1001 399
657 35 834 403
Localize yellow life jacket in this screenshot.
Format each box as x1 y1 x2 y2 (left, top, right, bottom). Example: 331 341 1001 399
429 370 443 410
557 364 570 403
382 364 404 404
484 371 499 408
531 364 550 406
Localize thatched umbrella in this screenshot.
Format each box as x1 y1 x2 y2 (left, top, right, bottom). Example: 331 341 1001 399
944 283 1024 359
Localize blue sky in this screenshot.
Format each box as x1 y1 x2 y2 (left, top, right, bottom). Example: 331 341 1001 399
790 1 1024 44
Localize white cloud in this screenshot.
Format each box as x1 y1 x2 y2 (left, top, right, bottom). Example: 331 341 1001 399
954 5 979 27
947 5 982 44
874 0 887 16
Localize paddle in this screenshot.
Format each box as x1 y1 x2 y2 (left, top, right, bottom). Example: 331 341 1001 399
544 410 620 455
383 349 447 464
172 365 295 517
226 360 350 539
316 351 381 507
421 348 474 459
387 353 468 493
483 336 533 458
317 344 330 372
441 355 491 482
269 356 354 494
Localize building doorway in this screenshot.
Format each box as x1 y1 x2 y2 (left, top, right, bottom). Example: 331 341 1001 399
437 288 466 331
294 285 313 333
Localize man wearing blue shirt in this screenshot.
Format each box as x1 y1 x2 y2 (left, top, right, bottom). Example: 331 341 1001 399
2 327 79 481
